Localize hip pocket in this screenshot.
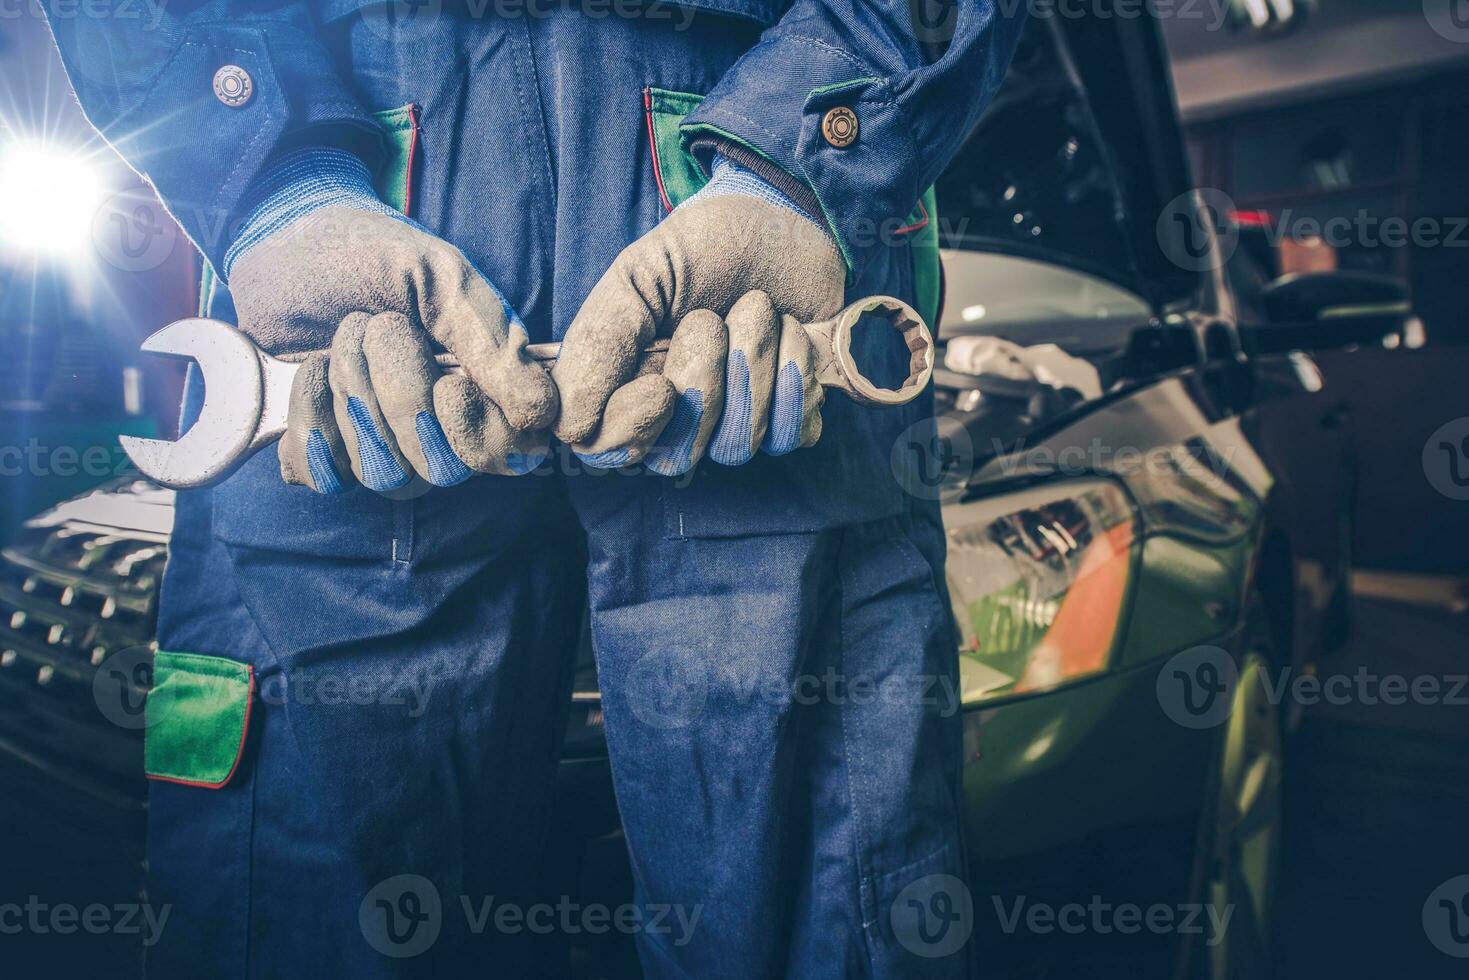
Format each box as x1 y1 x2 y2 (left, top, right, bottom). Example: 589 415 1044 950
146 651 254 789
145 651 257 973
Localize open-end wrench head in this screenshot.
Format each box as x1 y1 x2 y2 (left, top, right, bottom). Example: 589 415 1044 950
120 318 266 489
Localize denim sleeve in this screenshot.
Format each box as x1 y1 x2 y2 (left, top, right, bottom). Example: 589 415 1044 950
44 2 380 273
680 0 1025 279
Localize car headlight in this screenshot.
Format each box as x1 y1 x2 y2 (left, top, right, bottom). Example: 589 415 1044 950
946 479 1137 704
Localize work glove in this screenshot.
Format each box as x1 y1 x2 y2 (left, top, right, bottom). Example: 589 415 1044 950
222 148 555 494
552 155 845 476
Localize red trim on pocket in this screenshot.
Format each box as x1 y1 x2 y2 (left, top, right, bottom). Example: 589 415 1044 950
895 197 930 236
644 88 675 215
146 665 255 790
403 103 420 219
936 255 947 326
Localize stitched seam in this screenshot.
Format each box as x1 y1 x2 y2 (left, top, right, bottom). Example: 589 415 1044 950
201 34 277 202
510 22 558 239
780 33 872 75
872 840 960 888
687 108 786 153
834 527 878 932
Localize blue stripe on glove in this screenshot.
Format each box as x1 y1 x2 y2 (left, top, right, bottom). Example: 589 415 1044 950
576 447 632 469
709 350 754 467
708 350 809 467
504 451 548 476
762 362 805 456
304 429 345 495
345 396 411 492
646 388 705 477
414 412 473 487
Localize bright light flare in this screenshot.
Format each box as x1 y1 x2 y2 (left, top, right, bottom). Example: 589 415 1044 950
0 142 105 257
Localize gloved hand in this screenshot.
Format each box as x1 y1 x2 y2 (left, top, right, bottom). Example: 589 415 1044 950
223 148 556 493
552 155 845 476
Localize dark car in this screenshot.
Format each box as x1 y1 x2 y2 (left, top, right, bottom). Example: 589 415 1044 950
0 6 1406 978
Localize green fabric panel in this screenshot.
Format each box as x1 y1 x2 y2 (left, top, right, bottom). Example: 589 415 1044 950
373 104 417 213
145 651 253 788
647 88 709 209
911 186 942 329
197 261 217 318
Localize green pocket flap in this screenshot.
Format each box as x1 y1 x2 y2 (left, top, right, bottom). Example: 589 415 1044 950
145 651 254 789
645 87 709 212
373 103 419 215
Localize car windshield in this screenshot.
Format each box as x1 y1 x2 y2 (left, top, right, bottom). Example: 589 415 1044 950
939 250 1151 354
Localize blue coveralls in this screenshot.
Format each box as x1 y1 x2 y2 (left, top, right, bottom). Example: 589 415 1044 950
47 1 1021 975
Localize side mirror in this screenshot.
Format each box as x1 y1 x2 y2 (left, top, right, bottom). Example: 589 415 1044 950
1260 271 1409 324
1241 271 1412 356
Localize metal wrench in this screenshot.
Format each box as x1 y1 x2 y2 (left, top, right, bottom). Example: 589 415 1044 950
121 295 934 489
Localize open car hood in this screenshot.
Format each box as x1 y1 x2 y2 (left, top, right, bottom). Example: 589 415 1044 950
936 3 1202 312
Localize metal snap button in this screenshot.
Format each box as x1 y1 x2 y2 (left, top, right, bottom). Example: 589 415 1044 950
821 107 859 148
213 65 253 108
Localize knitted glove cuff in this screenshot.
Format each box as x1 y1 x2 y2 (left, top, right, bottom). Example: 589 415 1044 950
686 154 834 244
222 148 399 281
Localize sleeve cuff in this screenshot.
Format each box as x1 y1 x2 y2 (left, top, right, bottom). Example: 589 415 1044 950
97 23 381 276
680 38 922 282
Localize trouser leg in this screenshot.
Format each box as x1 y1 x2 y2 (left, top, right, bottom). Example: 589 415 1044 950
573 479 968 978
146 464 585 978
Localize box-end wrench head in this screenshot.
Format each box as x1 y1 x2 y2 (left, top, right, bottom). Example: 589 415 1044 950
122 296 933 489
